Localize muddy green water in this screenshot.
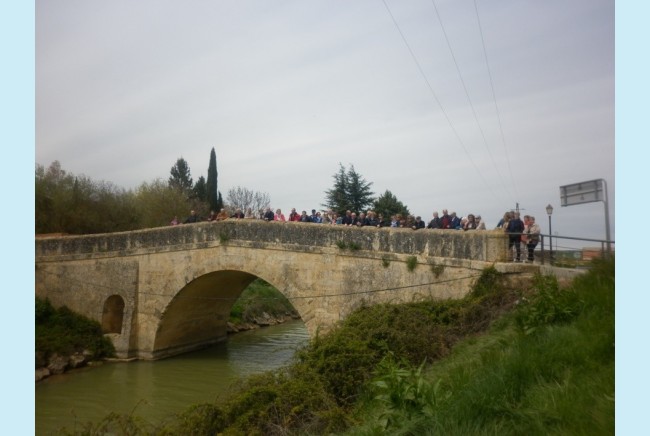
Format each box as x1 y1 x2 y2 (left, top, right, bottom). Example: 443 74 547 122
35 321 309 435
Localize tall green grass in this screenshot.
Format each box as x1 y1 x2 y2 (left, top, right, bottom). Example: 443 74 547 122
354 258 614 435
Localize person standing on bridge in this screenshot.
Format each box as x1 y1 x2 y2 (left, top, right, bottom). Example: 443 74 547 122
506 212 525 262
184 210 200 224
525 216 541 263
412 216 425 230
263 207 275 221
216 208 229 221
274 208 286 222
288 208 300 222
427 211 441 229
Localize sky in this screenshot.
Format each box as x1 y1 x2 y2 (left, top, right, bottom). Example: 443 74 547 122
36 0 615 246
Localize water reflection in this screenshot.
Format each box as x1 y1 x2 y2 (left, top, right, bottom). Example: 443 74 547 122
35 321 308 435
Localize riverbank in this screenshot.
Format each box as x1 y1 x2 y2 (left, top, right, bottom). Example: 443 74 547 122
36 279 299 382
36 312 301 383
227 311 301 333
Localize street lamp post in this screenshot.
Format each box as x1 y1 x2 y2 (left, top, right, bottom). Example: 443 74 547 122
546 204 553 264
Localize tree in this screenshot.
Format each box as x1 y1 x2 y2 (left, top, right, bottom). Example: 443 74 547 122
35 161 139 234
323 163 375 214
193 176 207 202
169 157 193 194
135 178 191 228
227 186 270 214
206 148 220 211
373 190 410 219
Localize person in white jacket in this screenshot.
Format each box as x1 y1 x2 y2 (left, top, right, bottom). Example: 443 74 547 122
525 216 541 262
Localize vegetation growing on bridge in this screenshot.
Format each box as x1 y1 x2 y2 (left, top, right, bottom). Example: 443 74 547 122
60 259 614 435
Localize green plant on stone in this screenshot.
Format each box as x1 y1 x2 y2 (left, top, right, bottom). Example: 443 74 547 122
430 263 445 278
336 240 347 249
406 256 418 272
381 256 390 268
219 232 230 243
348 242 361 251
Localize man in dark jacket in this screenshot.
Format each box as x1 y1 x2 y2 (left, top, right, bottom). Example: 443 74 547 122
506 212 525 262
412 216 425 230
427 211 441 229
184 210 200 224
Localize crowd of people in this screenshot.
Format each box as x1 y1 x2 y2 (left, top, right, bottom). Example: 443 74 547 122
171 207 542 262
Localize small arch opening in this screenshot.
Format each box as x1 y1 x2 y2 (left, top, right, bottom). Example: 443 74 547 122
102 295 125 334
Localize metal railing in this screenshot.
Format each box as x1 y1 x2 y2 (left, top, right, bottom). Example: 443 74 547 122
509 233 615 267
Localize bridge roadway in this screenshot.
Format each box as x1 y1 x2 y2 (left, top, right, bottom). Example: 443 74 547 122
36 219 544 360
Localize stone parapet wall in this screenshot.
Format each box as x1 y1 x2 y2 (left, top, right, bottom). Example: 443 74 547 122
36 220 510 263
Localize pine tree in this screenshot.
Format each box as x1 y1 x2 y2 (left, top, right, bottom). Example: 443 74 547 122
169 157 193 194
206 148 219 211
347 164 374 213
323 163 374 214
373 190 410 219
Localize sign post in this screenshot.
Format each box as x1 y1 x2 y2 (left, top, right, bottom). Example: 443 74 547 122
559 179 612 254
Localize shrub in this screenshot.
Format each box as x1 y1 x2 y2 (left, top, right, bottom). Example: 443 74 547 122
229 279 297 324
370 357 451 430
35 297 115 364
515 273 584 335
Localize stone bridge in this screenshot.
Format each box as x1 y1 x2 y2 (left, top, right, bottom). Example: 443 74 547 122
35 220 533 360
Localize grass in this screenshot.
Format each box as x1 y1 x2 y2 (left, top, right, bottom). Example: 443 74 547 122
351 258 614 435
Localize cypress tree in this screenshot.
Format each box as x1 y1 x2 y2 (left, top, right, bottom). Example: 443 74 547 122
207 148 219 211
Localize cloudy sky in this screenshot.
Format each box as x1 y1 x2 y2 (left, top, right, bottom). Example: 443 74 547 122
36 0 614 244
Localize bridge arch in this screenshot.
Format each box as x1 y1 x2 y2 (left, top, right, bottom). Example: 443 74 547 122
102 294 125 334
151 268 306 359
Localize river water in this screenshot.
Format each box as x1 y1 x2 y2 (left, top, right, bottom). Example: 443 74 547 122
35 320 309 435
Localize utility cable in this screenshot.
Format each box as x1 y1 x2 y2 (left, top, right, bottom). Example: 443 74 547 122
473 0 519 201
380 0 505 204
430 0 516 202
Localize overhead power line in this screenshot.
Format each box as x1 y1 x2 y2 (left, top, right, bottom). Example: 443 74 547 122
430 0 516 203
379 0 504 205
472 0 519 201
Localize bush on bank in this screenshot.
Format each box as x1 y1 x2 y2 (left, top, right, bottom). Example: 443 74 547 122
35 297 115 367
228 279 298 325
